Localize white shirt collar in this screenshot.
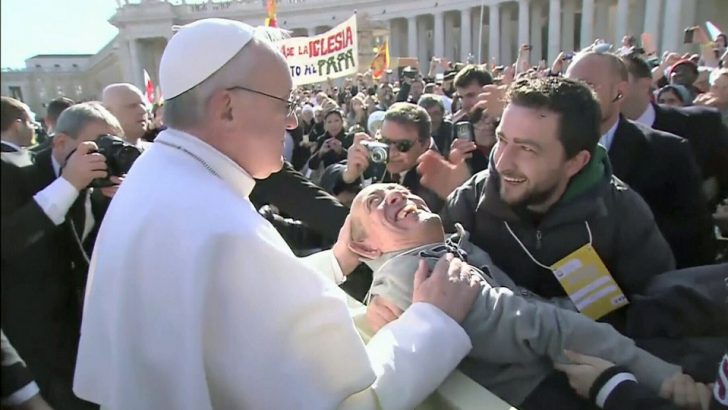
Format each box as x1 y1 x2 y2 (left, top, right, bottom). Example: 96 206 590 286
634 103 656 127
51 153 61 177
599 119 620 151
1 140 22 152
155 128 256 198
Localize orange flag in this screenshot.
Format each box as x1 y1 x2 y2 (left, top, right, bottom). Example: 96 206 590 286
371 40 390 79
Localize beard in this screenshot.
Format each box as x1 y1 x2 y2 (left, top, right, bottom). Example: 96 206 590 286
499 175 562 211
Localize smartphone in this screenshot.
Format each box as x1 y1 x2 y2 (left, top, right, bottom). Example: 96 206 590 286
455 121 474 142
683 28 695 44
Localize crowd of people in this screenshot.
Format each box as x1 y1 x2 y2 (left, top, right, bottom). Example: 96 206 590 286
1 17 727 410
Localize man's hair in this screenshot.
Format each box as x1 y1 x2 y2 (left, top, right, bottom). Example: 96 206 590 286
620 54 652 80
46 97 75 124
55 101 124 139
453 65 493 89
164 27 290 129
423 83 437 94
384 102 431 143
1 97 29 133
505 76 601 158
417 94 445 113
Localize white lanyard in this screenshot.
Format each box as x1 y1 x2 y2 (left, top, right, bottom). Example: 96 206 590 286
503 221 593 270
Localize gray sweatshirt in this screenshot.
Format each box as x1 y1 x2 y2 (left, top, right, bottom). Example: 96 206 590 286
365 225 681 406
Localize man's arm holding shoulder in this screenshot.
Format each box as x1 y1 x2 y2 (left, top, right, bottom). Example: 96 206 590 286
202 234 471 410
610 179 675 295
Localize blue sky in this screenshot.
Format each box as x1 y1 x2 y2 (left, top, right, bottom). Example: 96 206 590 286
1 0 119 68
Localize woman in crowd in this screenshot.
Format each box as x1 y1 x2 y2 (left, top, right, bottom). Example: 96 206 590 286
346 94 369 130
656 85 692 107
306 109 351 171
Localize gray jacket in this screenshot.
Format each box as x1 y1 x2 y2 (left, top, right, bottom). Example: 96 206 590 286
366 227 681 406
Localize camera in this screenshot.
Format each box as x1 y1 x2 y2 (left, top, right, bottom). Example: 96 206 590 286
683 27 695 44
455 121 474 142
91 134 142 188
361 140 389 164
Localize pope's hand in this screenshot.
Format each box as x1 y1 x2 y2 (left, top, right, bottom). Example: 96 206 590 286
332 215 361 275
412 254 482 324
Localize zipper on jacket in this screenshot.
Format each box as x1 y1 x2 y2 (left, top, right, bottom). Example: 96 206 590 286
535 230 542 249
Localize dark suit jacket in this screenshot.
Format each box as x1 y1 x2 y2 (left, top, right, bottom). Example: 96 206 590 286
250 161 349 243
651 103 728 204
1 147 106 408
609 117 716 268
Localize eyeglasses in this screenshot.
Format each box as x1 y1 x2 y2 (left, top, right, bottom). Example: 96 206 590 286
380 137 416 153
226 86 295 116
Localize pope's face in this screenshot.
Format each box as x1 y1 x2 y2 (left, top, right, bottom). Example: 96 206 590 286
226 42 297 179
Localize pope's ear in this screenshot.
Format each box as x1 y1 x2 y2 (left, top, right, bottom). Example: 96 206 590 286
348 241 382 260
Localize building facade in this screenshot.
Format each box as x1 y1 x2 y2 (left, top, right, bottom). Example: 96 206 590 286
2 0 726 116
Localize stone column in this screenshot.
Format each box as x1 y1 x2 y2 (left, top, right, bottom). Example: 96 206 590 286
518 0 530 50
595 0 609 41
501 6 514 64
433 11 445 58
581 0 595 49
531 0 543 63
461 8 472 61
547 0 561 63
128 38 143 90
643 0 662 51
489 3 500 65
562 0 575 51
616 0 629 43
444 12 457 61
661 0 681 54
407 16 418 58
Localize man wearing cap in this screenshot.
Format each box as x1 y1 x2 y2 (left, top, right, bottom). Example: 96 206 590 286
74 19 480 410
668 59 701 102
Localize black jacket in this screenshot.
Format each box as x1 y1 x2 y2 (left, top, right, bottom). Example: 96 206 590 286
441 148 675 331
1 147 106 409
250 161 349 243
651 103 728 205
609 117 716 268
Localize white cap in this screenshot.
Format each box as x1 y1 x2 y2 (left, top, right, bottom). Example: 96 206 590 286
160 18 255 99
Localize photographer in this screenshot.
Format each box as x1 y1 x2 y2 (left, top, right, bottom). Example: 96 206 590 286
327 102 443 212
306 109 352 171
1 102 129 409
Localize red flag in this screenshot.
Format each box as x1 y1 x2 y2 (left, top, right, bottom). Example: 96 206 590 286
143 69 154 104
265 0 277 27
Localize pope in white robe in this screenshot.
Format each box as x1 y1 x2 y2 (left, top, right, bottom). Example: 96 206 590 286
73 19 478 410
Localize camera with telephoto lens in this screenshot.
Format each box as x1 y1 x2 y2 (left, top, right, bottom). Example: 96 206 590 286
455 121 474 142
361 140 389 164
90 134 142 188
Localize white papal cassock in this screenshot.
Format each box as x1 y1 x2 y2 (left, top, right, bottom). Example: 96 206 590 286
73 128 472 409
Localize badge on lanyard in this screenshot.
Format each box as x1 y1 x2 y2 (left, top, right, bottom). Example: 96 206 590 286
505 221 629 320
550 242 628 320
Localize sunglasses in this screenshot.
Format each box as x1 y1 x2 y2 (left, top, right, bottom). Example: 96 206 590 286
380 137 416 153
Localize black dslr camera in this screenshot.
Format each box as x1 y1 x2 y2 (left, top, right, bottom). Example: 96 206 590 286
90 134 141 188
